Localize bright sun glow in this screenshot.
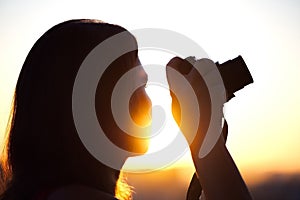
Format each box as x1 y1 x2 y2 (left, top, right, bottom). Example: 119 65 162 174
122 50 194 172
145 85 179 153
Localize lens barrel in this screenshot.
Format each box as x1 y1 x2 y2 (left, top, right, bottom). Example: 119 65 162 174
215 56 253 100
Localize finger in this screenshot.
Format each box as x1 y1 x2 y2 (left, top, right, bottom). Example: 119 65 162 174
167 56 193 75
184 58 212 86
166 57 193 95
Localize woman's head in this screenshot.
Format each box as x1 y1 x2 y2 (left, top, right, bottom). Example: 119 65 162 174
1 19 151 199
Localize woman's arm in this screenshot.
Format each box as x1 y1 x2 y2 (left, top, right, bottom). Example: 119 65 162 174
193 137 252 200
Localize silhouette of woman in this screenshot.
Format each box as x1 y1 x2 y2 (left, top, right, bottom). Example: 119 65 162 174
0 19 151 200
0 19 252 200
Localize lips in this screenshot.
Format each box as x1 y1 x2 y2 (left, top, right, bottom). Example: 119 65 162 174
129 87 152 127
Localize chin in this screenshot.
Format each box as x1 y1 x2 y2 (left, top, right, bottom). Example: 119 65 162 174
132 125 151 154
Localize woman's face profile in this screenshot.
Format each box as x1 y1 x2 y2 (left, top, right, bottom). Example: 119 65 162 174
127 58 152 153
129 59 152 128
96 54 152 154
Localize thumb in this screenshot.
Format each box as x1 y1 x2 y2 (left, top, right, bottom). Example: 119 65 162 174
166 57 200 144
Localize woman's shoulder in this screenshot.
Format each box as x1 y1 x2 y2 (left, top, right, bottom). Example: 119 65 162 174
36 185 118 200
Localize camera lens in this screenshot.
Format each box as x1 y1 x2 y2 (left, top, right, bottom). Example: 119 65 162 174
215 56 253 100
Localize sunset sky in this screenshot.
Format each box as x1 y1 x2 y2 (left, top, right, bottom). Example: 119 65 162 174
1 0 300 193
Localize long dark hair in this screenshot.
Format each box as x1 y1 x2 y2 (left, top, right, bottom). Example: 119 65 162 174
0 19 137 200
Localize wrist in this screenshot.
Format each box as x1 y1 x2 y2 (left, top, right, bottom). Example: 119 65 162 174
190 136 226 169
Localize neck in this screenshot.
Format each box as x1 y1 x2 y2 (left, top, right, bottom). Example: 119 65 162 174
84 167 120 196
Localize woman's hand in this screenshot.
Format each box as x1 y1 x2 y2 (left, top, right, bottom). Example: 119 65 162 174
166 57 252 200
166 56 222 158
